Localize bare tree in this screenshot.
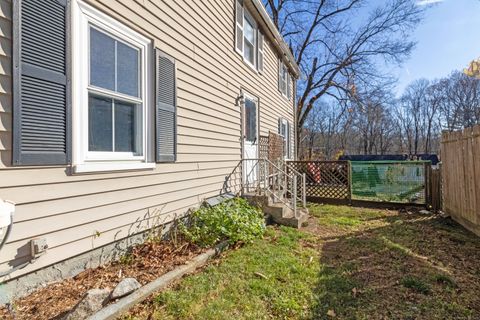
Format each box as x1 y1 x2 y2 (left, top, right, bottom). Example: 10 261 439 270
423 81 443 153
443 71 480 129
300 101 350 159
264 0 424 149
301 105 321 160
351 88 395 155
402 79 431 154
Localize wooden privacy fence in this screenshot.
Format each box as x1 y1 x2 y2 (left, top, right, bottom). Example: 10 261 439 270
287 161 351 203
428 166 442 213
441 125 480 236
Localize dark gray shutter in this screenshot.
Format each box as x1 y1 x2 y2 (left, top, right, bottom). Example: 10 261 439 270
235 0 244 54
155 49 177 162
13 0 71 166
257 30 264 73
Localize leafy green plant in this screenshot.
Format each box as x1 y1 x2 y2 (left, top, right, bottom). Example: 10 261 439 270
181 198 265 247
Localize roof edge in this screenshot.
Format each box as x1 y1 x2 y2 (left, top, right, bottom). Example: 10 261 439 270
250 0 300 78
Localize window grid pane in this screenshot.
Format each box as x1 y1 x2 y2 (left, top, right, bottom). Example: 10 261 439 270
117 42 140 97
90 28 115 91
88 94 143 154
89 95 113 152
114 101 140 153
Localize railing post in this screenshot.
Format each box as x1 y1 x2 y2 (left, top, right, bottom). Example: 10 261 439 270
302 173 306 208
272 165 276 203
240 160 244 197
256 160 261 194
263 160 267 195
293 175 297 217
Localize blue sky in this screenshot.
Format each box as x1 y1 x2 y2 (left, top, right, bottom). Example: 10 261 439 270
392 0 480 94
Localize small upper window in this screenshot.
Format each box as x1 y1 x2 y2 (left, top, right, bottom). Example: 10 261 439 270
279 118 291 159
279 61 292 100
235 0 264 72
280 62 287 95
243 13 256 66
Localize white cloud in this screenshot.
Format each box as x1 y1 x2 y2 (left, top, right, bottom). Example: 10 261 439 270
416 0 444 6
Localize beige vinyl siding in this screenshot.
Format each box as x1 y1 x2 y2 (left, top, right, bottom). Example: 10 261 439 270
0 0 295 280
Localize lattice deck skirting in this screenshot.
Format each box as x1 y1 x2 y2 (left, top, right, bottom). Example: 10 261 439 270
287 161 351 200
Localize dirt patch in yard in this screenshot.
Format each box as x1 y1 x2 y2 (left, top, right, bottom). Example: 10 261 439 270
311 207 480 319
0 240 205 320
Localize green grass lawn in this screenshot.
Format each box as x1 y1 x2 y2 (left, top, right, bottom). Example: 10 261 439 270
123 205 480 320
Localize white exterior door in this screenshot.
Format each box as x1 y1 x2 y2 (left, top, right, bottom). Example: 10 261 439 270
243 95 259 185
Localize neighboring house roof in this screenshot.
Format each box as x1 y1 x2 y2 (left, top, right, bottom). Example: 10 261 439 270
248 0 300 78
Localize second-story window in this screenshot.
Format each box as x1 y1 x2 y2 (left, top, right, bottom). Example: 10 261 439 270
243 12 256 67
235 0 264 72
279 61 292 100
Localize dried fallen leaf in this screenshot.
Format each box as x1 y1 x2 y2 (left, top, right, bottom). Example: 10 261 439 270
327 309 336 317
352 287 358 297
254 272 268 279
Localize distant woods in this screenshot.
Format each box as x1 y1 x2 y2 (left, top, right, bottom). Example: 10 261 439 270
262 0 477 160
300 71 480 160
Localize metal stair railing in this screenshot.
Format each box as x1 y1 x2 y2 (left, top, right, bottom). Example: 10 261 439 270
223 158 307 218
284 162 307 210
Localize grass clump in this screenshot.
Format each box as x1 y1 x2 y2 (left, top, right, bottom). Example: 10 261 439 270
401 276 431 294
181 198 265 247
433 274 457 288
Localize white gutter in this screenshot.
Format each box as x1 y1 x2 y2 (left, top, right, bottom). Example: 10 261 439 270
250 0 300 78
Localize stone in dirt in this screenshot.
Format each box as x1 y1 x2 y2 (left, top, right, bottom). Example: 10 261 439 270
63 288 110 320
419 210 431 215
110 278 142 300
439 211 450 218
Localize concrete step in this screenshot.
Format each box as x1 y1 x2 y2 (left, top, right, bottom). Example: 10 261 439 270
242 193 310 229
268 206 309 229
243 193 269 208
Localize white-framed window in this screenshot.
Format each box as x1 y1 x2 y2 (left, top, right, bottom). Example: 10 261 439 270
279 118 291 159
235 0 264 72
72 1 154 173
279 61 291 100
243 11 257 68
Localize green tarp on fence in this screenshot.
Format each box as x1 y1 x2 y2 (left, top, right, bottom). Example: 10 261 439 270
350 161 429 204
